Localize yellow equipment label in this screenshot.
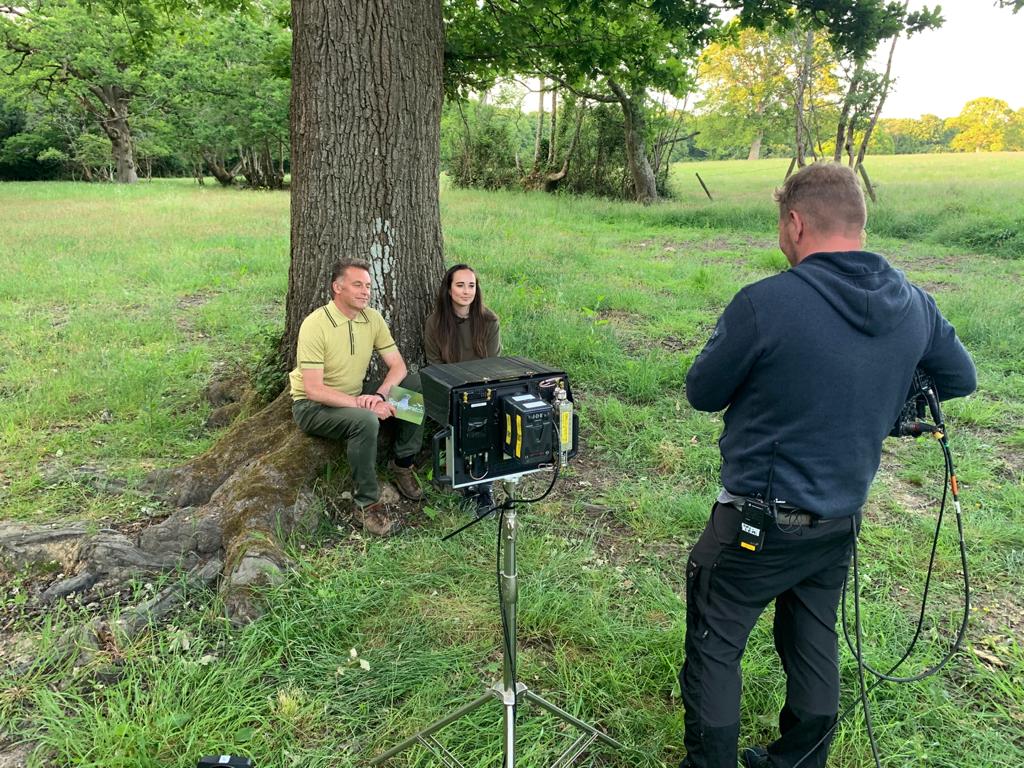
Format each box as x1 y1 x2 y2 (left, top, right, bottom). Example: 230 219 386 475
515 415 523 457
560 410 571 448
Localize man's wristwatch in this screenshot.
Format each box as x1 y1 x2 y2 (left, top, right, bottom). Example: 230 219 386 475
374 392 386 402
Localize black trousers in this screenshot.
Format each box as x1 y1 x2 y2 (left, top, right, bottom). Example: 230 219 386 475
679 503 858 768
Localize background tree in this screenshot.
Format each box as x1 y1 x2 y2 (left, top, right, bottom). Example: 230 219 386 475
867 114 954 154
0 0 178 183
827 4 942 194
696 27 793 160
157 1 291 188
948 97 1019 152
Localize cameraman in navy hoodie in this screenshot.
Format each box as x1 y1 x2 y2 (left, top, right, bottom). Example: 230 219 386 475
679 163 976 768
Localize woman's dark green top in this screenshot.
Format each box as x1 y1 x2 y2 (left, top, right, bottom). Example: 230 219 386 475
424 310 501 365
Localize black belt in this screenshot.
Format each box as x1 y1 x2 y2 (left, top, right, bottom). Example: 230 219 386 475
774 508 818 526
726 500 818 527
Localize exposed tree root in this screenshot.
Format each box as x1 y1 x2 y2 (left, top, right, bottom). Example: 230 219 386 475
1 390 345 668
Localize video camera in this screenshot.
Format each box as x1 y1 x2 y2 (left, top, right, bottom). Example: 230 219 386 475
420 356 578 488
890 368 943 438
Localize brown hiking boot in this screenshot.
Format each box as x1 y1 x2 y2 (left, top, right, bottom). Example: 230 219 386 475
355 501 402 537
388 459 423 501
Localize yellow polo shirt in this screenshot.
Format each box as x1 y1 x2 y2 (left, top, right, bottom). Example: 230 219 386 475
289 302 397 400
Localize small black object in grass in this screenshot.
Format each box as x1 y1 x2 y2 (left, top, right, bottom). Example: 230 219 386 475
197 757 253 768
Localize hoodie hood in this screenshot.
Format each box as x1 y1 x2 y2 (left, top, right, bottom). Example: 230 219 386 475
789 251 914 336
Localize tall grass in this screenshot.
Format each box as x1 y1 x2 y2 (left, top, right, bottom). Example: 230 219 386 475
1 157 1022 767
667 153 1024 259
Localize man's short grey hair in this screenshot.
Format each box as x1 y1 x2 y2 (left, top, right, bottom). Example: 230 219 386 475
774 163 866 235
329 258 372 294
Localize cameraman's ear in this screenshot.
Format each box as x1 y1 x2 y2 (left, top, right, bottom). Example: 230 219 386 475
789 210 806 241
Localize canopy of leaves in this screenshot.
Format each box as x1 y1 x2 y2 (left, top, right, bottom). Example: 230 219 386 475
948 97 1022 152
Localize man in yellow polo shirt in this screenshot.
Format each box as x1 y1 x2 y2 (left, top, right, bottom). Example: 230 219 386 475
289 258 423 536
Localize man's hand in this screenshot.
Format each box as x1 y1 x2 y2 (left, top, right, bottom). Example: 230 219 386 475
356 393 386 410
370 400 396 420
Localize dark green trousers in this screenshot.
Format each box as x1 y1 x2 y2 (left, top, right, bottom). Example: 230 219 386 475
292 373 423 507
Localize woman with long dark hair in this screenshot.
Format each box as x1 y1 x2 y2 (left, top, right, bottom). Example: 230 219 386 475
424 264 501 511
424 263 501 366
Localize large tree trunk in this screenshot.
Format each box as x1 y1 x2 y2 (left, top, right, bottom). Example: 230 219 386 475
609 80 658 205
5 0 450 639
284 0 445 368
87 85 138 184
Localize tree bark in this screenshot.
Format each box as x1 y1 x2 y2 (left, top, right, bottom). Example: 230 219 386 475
533 77 546 170
86 85 138 184
793 28 814 168
855 22 902 173
285 0 445 369
203 152 237 186
609 80 658 205
747 129 763 160
834 60 863 163
547 89 558 166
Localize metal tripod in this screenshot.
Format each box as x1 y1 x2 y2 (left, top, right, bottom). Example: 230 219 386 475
369 483 623 768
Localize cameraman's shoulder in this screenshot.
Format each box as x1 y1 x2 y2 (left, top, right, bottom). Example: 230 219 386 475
742 270 801 303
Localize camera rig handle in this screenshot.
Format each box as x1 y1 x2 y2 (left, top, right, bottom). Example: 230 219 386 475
432 426 451 487
890 368 944 438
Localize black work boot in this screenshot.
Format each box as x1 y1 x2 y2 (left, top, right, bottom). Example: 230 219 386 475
742 746 770 768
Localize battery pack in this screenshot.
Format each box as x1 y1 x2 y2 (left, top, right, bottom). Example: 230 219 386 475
501 393 553 465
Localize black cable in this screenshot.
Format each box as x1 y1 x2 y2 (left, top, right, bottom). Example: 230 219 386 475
497 506 516 707
851 531 883 768
792 435 970 768
841 439 970 683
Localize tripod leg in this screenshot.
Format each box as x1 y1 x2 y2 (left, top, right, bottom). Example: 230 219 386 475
504 697 516 768
369 691 495 766
520 689 624 750
499 507 519 768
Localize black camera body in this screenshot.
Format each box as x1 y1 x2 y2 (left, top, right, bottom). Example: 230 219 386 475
421 356 578 488
890 368 942 438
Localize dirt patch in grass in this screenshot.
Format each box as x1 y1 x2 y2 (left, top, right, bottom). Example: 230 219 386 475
632 235 776 258
912 280 961 295
596 309 707 358
972 588 1024 643
174 291 219 339
688 235 776 253
597 308 643 328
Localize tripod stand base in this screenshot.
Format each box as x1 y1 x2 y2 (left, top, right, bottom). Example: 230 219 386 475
368 681 623 768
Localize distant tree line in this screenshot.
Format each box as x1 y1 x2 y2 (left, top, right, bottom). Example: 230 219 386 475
690 23 1024 161
3 0 1021 200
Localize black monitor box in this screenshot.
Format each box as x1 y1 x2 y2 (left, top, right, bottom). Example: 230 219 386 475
420 356 578 488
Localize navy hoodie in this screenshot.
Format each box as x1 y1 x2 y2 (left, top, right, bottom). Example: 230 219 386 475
685 251 976 519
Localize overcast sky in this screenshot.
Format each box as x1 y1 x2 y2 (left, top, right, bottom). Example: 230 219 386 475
878 0 1023 118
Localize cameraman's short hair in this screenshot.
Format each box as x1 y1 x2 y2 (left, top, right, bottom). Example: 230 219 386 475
330 258 372 294
774 163 866 235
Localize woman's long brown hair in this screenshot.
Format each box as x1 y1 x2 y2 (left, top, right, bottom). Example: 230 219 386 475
431 263 494 363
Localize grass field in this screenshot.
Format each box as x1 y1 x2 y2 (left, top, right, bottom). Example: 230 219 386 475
1 154 1023 768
